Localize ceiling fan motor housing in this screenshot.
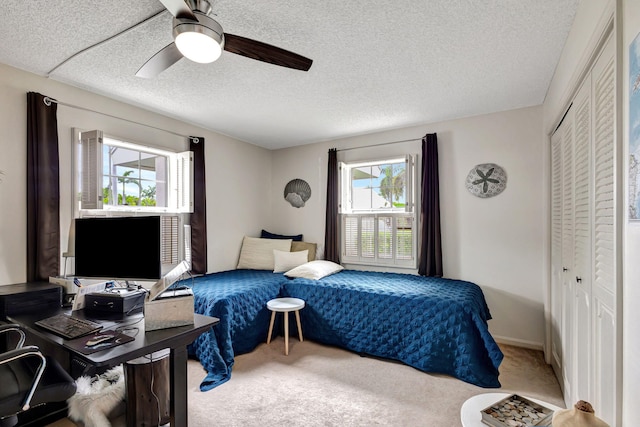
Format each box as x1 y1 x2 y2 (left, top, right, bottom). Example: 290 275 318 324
186 0 213 16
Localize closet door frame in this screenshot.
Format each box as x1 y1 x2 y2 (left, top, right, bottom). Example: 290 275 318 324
546 13 621 425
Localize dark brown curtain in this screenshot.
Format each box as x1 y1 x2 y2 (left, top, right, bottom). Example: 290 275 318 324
418 133 443 277
26 92 60 281
190 136 207 274
324 148 339 263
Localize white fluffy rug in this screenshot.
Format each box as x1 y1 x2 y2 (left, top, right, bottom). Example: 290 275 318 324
67 365 126 427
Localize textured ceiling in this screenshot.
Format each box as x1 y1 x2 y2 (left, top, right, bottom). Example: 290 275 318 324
0 0 579 149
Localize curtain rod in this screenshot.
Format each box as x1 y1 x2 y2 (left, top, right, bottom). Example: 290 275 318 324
42 96 199 142
336 137 422 152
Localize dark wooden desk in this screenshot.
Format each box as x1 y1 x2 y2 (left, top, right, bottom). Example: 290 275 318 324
8 309 219 427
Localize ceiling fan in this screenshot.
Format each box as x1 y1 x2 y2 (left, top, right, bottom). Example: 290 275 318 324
136 0 313 78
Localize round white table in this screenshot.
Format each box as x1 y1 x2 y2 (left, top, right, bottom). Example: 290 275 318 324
266 297 305 355
460 392 562 427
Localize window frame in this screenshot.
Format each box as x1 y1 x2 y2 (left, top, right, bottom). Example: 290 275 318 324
340 156 413 214
102 137 169 208
339 155 418 268
75 129 193 214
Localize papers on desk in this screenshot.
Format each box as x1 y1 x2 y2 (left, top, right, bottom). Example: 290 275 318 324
148 260 190 301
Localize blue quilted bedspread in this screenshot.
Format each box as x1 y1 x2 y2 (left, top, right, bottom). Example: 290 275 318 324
186 269 283 390
280 270 503 388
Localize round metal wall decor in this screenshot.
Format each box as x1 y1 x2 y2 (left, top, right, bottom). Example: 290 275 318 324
284 178 311 208
465 163 507 198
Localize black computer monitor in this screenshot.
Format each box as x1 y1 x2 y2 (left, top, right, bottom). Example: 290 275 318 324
74 216 162 281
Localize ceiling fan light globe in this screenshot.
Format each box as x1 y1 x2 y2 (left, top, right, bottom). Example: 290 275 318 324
173 14 224 64
175 30 222 63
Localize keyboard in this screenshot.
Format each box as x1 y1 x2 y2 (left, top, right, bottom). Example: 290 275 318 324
35 314 103 340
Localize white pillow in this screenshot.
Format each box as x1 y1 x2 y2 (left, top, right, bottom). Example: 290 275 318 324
284 260 344 280
273 249 309 273
237 237 292 270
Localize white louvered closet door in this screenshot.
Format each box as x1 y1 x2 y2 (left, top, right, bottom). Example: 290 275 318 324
559 106 575 404
571 77 592 406
590 34 617 426
550 129 564 383
549 31 618 426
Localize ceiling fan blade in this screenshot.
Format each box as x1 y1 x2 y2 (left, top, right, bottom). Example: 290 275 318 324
136 42 184 78
158 0 198 20
224 34 312 71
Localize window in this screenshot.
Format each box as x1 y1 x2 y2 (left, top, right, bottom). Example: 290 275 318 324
340 156 417 268
77 130 193 213
102 142 166 207
73 129 194 274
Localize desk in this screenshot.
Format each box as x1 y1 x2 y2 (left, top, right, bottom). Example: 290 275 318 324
8 308 219 427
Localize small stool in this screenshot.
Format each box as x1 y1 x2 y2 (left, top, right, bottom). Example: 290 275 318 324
266 297 305 355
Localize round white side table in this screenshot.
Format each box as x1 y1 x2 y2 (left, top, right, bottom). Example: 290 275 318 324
266 297 305 355
460 392 562 427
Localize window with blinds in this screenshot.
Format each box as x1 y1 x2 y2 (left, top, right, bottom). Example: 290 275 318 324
340 156 417 268
73 129 193 272
342 214 415 267
161 215 179 265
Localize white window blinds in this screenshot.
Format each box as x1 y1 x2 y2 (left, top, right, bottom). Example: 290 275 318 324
80 130 104 210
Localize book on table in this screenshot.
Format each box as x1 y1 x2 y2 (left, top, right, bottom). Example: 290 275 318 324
480 394 554 427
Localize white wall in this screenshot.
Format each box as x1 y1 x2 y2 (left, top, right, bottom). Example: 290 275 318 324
271 106 547 348
0 63 272 284
543 0 615 133
623 0 640 425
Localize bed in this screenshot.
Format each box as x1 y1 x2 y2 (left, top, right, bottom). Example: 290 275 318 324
187 264 503 390
185 230 501 389
186 269 284 390
280 269 503 388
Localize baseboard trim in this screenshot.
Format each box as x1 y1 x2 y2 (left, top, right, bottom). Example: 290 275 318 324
493 335 544 351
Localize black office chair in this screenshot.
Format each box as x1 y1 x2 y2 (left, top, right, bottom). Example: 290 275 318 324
0 324 77 427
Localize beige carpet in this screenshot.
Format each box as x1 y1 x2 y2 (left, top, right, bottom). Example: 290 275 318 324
49 339 563 427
